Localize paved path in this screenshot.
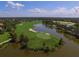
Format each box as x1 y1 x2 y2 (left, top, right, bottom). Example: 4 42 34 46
0 38 11 45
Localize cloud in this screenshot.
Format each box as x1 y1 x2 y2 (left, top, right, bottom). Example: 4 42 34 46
2 4 79 17
73 6 79 13
27 7 79 17
6 1 24 9
28 8 47 13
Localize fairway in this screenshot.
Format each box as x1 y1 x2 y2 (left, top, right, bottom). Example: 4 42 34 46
36 32 51 39
0 32 9 43
15 21 60 50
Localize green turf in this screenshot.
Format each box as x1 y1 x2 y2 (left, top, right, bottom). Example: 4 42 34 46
0 32 9 43
36 32 51 39
15 21 60 50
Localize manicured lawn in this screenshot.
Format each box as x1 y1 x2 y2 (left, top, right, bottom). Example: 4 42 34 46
0 32 9 43
15 21 60 50
36 32 51 39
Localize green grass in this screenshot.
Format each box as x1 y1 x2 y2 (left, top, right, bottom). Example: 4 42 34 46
16 21 39 38
36 32 51 39
15 21 60 50
0 32 9 43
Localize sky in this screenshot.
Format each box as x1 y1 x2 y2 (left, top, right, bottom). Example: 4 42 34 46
0 1 79 17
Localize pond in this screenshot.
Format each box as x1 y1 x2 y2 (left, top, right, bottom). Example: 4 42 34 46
33 24 63 39
0 21 79 57
33 23 79 57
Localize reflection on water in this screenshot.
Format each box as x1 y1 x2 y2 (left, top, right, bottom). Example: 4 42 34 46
33 24 63 39
0 22 79 57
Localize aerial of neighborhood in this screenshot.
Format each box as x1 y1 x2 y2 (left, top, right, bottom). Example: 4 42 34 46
0 1 79 57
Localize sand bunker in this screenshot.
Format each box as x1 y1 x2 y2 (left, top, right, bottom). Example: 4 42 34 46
46 33 50 35
19 23 23 26
29 28 37 33
36 32 51 39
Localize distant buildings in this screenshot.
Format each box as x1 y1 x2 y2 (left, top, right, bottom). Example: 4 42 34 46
53 21 79 38
53 21 75 27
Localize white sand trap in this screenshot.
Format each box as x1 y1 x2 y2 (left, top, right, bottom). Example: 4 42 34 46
29 28 37 33
19 23 23 26
36 32 51 39
46 33 50 35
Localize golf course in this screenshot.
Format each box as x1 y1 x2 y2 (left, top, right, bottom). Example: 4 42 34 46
15 21 60 50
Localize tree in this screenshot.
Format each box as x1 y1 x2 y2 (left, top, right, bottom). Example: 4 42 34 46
74 23 79 29
4 20 17 32
9 31 16 43
19 34 29 49
43 42 49 53
59 38 63 45
43 47 49 53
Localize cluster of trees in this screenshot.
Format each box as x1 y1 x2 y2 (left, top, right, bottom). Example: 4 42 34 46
18 34 29 49
42 21 54 29
55 21 79 39
74 23 79 29
4 20 29 49
4 20 19 32
0 20 29 49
